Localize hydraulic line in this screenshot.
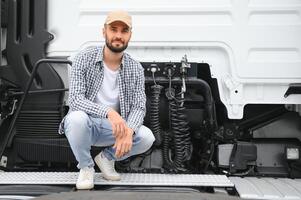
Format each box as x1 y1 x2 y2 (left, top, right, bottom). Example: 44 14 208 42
148 58 217 172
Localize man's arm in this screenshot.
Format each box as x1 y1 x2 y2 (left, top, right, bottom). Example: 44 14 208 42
68 50 110 118
112 65 146 158
126 65 146 133
107 108 126 138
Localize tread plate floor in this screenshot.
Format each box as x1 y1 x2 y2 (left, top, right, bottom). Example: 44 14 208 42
0 172 234 187
230 177 301 200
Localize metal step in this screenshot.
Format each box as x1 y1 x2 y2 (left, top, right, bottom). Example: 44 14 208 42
230 177 301 200
0 172 233 187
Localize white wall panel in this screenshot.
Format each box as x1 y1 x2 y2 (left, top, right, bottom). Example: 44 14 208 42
47 0 301 119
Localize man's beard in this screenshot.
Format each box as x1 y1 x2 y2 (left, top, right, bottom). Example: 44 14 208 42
106 38 128 53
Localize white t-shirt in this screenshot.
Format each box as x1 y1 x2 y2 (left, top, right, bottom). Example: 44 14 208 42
94 62 120 113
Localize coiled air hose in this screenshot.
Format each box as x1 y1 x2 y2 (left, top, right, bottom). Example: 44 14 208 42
150 84 163 146
169 95 192 168
162 67 192 171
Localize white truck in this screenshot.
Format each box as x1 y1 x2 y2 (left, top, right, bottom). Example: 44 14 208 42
0 0 300 199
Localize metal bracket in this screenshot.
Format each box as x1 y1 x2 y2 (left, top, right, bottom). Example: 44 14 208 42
7 99 17 117
284 83 301 98
0 156 7 168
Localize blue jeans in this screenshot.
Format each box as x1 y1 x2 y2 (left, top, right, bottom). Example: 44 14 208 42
64 111 155 169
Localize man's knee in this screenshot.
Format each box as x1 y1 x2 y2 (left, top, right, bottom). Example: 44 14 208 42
137 126 155 149
64 111 91 136
65 111 89 126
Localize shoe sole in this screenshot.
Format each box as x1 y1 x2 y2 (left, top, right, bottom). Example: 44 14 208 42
101 173 121 181
94 155 121 181
76 183 94 190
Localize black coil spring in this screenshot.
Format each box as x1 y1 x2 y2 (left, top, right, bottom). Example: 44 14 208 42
149 85 163 146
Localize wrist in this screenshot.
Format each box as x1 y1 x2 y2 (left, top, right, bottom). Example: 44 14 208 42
107 108 114 118
127 128 134 136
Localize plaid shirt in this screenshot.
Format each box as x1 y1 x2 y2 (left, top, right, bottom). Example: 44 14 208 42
59 46 146 134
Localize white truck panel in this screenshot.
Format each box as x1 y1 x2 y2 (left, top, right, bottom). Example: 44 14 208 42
47 0 301 119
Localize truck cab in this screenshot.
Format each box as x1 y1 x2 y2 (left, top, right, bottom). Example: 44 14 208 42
0 0 301 199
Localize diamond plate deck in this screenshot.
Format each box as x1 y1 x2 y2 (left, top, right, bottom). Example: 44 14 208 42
230 177 301 200
0 172 233 187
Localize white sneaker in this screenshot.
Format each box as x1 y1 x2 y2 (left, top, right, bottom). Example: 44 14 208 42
76 166 95 190
94 152 121 181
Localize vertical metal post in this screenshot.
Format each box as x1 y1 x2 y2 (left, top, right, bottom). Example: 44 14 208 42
0 0 2 66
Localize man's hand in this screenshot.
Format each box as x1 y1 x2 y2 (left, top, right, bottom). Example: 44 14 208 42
107 109 126 138
113 127 134 158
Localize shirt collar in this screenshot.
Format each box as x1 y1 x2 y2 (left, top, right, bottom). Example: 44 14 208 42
95 46 126 70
